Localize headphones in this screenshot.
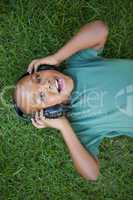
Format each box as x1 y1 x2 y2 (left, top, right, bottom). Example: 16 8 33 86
13 64 72 122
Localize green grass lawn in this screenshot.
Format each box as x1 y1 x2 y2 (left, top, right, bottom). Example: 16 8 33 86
0 0 133 199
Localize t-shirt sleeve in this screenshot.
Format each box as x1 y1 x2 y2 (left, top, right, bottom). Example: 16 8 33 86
69 121 104 159
66 47 103 66
85 138 102 159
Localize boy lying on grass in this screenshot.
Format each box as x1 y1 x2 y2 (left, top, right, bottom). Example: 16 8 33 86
14 20 133 181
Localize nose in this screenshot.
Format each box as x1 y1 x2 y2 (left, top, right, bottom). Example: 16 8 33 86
45 79 53 88
44 79 57 93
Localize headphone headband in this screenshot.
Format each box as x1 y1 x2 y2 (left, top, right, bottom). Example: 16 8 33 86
17 64 61 82
37 64 59 72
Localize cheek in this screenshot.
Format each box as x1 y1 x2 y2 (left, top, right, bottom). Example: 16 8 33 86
46 93 63 104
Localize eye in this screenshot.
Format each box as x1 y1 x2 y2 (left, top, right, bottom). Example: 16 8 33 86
35 74 41 83
40 92 46 101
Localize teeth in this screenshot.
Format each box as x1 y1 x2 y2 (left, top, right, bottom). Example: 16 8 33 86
55 79 59 89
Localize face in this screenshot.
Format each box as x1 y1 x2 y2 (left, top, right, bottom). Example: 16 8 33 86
15 70 74 114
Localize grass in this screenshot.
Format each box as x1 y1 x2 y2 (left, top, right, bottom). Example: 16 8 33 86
0 0 133 199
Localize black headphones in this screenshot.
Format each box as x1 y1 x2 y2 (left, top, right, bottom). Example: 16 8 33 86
13 64 72 122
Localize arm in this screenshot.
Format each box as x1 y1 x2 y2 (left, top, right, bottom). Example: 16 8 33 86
32 113 99 181
54 20 108 63
28 20 108 73
60 119 99 181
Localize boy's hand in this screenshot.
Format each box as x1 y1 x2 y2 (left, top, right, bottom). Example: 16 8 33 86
31 110 69 131
27 54 60 74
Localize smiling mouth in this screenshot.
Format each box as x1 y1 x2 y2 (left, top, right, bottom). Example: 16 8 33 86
55 78 64 93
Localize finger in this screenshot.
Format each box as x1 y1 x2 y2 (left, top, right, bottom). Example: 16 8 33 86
33 60 44 72
27 65 34 74
28 61 41 73
39 110 51 121
31 117 43 127
27 60 36 73
39 109 45 119
31 119 40 128
31 118 45 128
35 112 46 125
34 62 40 72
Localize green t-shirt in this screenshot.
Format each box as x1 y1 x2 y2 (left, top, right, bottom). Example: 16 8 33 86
63 48 133 158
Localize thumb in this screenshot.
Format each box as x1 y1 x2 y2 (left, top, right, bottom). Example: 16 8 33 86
33 59 49 72
31 118 46 128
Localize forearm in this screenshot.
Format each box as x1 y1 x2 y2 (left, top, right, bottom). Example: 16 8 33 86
60 120 99 181
32 113 99 181
54 20 107 63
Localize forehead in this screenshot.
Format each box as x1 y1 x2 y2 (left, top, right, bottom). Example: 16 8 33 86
19 75 38 92
16 76 40 113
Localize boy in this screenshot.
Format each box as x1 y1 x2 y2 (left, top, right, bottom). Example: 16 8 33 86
14 20 133 181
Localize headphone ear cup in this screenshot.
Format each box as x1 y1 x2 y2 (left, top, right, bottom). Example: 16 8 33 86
42 104 71 119
12 99 31 122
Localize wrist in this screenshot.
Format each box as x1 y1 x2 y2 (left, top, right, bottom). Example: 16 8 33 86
53 44 76 64
59 117 71 133
53 52 63 65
